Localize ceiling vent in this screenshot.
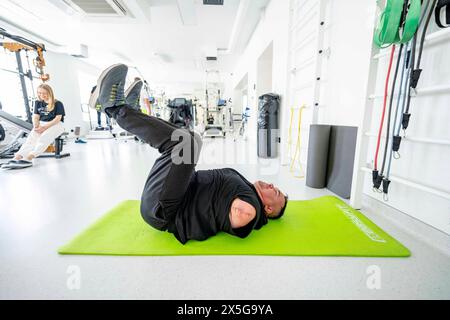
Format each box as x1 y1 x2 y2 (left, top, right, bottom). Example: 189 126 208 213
61 0 128 17
203 0 224 5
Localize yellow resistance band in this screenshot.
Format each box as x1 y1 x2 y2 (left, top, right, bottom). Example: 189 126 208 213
290 105 306 178
287 107 295 159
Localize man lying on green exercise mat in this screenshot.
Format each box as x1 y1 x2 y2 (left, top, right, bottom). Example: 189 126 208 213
90 64 288 244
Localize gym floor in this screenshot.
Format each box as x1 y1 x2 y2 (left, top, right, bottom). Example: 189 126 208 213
0 137 449 299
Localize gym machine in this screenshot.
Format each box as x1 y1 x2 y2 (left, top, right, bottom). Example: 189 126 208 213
0 109 69 159
0 27 50 123
203 89 231 138
167 98 194 130
0 27 69 159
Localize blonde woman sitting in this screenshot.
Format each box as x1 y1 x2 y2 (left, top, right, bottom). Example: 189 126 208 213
7 84 65 169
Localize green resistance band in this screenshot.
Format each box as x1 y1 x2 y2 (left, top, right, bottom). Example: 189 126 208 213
399 0 421 43
374 0 421 47
374 0 405 48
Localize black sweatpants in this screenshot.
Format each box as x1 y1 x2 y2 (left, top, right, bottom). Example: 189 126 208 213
114 106 202 230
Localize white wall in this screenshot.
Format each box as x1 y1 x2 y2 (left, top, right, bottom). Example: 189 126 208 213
44 51 101 135
284 0 375 167
233 73 249 116
284 0 450 236
0 20 101 136
359 24 450 236
319 0 375 127
256 42 274 98
231 0 290 143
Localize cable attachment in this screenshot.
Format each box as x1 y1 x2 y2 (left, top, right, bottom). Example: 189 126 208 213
372 170 379 187
382 178 391 194
410 69 422 89
402 112 411 130
392 135 402 152
373 171 383 191
382 178 391 201
375 175 384 190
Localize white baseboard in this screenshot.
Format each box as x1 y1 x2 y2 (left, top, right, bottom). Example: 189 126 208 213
361 194 450 257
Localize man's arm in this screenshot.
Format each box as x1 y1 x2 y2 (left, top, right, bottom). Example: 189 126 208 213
229 198 256 229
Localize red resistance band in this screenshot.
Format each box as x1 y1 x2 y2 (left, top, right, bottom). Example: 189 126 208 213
374 45 396 170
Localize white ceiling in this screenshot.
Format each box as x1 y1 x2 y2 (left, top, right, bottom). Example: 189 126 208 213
0 0 270 95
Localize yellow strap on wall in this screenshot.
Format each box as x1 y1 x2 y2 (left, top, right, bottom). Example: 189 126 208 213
287 107 295 159
290 105 306 178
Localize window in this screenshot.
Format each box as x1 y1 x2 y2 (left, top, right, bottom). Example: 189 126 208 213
0 49 39 120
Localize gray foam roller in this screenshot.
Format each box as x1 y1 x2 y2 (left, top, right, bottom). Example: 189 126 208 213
326 126 358 199
306 125 331 188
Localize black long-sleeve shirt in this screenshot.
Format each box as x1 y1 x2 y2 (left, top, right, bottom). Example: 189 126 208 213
168 168 268 244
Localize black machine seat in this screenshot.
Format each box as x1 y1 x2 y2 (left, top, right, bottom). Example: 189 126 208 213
39 133 70 159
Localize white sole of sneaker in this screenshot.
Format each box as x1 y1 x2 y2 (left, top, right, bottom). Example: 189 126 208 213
89 63 126 110
6 163 32 169
0 160 18 168
1 164 23 170
125 79 142 98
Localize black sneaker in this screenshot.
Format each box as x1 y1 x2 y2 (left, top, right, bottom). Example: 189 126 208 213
125 79 143 111
89 64 128 113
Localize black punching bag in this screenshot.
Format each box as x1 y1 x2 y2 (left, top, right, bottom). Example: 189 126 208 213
257 93 280 158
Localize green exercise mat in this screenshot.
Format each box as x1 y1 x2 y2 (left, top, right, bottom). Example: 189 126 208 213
58 196 410 257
